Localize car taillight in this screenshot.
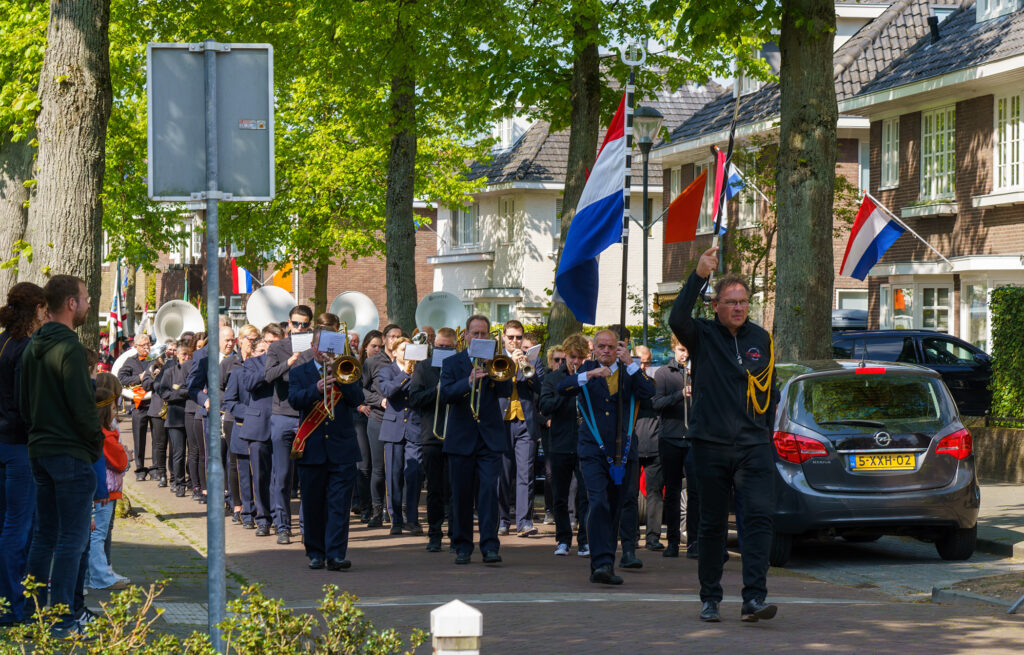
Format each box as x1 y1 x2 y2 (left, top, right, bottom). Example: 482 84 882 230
773 431 829 464
936 428 973 460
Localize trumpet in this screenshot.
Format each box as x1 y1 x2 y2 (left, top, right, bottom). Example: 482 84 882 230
323 322 362 419
432 327 465 440
469 329 516 421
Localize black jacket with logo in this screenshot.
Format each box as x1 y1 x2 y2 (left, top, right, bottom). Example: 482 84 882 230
668 271 778 446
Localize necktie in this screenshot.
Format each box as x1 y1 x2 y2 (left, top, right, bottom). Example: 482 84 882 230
504 382 525 422
607 368 619 396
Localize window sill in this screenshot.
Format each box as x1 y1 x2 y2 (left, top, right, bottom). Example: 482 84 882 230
878 184 899 191
427 251 494 265
901 203 957 219
971 190 1024 209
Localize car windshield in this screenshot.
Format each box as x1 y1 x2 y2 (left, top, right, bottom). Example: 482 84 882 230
790 373 949 433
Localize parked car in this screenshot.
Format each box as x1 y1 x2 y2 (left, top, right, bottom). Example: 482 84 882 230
831 330 992 415
769 360 980 567
832 308 868 331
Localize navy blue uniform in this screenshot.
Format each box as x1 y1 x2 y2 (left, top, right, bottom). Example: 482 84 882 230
440 350 512 557
377 362 424 529
289 359 364 563
238 354 275 529
264 339 313 535
497 357 544 533
558 359 654 573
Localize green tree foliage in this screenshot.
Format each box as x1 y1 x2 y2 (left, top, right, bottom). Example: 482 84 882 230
0 0 45 142
989 287 1024 420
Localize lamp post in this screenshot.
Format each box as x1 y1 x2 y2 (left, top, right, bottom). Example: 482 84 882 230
633 105 663 347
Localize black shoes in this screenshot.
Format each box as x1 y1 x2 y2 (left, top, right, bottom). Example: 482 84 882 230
326 558 351 571
740 598 778 622
277 531 291 545
308 557 325 570
645 540 666 551
135 471 147 482
589 565 623 586
699 600 720 622
231 511 242 524
454 552 471 565
663 543 680 558
157 476 168 488
406 523 424 536
255 526 270 537
175 486 186 498
242 520 256 530
619 551 643 569
685 546 699 560
367 513 383 529
389 524 404 536
482 551 502 564
426 540 442 553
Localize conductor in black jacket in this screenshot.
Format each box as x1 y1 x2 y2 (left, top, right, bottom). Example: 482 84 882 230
117 333 153 480
668 246 779 623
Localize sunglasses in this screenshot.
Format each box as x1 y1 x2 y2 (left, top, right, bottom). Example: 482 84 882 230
553 357 565 363
290 320 311 329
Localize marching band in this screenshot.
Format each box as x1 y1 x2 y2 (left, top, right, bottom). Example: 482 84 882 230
120 290 694 584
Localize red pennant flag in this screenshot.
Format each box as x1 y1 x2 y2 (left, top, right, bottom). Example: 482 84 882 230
664 170 707 244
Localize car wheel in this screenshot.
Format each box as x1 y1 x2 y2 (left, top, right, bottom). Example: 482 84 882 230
935 525 976 561
769 531 793 567
842 534 881 543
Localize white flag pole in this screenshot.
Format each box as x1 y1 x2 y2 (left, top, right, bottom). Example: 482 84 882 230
863 191 954 269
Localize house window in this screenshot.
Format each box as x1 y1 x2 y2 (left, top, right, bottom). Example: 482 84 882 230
891 286 914 330
496 303 512 324
736 188 759 228
836 289 868 311
921 286 951 332
963 283 989 350
977 0 1020 22
500 196 515 243
552 197 563 252
669 167 681 198
694 161 716 233
920 106 955 200
881 118 899 188
995 92 1022 190
453 203 480 247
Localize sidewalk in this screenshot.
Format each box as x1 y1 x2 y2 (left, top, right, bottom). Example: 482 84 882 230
977 482 1024 558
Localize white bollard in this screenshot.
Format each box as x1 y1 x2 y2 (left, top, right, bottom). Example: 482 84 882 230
430 599 483 655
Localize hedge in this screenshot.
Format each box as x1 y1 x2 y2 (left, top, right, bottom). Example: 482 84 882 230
989 286 1024 420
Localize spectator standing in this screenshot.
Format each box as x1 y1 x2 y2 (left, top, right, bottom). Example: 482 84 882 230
631 345 664 552
20 275 103 637
652 335 695 559
0 281 47 625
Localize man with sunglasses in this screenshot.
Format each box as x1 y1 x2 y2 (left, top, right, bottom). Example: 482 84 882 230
263 305 315 544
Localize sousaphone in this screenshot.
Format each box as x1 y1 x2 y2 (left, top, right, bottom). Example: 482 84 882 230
153 300 204 343
329 291 380 340
415 291 468 330
246 286 295 330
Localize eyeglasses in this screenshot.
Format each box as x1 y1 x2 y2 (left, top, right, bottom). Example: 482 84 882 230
244 336 259 342
505 334 523 340
290 320 311 329
720 299 750 308
553 357 565 363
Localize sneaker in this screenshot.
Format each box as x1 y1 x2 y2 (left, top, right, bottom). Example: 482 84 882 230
543 511 555 525
497 525 509 536
77 607 101 628
577 544 590 557
517 525 538 538
105 579 130 591
277 531 291 545
554 543 570 556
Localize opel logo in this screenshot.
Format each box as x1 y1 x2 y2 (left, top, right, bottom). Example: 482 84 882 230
874 432 892 447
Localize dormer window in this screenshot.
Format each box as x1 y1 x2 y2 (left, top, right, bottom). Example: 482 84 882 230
977 0 1020 22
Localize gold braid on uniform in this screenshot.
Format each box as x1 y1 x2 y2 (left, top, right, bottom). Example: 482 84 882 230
746 335 774 415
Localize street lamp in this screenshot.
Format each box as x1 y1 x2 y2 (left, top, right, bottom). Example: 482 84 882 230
633 105 663 347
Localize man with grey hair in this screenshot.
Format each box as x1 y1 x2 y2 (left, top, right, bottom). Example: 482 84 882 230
118 332 154 480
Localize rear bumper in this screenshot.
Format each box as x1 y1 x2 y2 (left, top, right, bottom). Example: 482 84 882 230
773 460 980 535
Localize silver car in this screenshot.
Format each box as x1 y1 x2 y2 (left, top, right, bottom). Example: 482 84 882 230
769 360 980 567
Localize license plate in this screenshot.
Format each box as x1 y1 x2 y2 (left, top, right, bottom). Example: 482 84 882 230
849 453 916 471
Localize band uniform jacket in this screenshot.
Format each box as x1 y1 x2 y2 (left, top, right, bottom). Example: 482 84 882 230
538 363 581 455
556 359 655 461
223 368 253 456
288 359 365 466
155 360 190 429
117 354 151 412
362 351 393 422
496 353 544 435
439 350 512 457
408 358 443 444
652 360 692 446
219 352 242 423
186 345 209 419
377 362 422 444
142 360 165 420
237 354 274 443
264 338 305 418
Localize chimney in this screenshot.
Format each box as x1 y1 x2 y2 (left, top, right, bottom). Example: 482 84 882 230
928 15 941 43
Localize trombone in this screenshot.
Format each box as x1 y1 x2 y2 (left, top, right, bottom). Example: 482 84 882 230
432 327 464 440
469 329 516 421
323 322 362 419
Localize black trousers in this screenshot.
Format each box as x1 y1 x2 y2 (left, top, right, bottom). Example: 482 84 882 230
366 417 387 512
421 442 449 540
548 451 588 547
185 412 206 491
659 440 692 546
617 456 641 553
131 410 151 473
640 454 664 545
166 427 187 487
692 441 775 603
149 416 167 477
353 414 370 512
224 419 241 508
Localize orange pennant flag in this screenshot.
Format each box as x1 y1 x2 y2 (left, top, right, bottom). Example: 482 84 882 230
664 170 707 244
271 262 294 292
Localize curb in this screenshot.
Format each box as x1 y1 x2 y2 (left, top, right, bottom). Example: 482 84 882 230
931 586 1013 608
976 528 1024 559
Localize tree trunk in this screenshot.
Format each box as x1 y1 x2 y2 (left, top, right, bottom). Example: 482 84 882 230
0 131 34 291
775 0 836 360
314 261 329 316
21 0 112 350
545 14 601 347
125 263 137 335
384 65 418 333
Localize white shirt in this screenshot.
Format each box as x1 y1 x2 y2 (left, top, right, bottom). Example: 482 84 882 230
576 361 640 387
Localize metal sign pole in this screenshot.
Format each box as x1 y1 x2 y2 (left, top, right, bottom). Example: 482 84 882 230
203 38 226 652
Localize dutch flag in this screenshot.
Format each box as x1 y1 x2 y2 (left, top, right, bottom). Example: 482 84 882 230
840 195 906 280
232 258 255 294
555 92 627 325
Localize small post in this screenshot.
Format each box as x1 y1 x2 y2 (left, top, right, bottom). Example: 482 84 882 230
431 600 483 655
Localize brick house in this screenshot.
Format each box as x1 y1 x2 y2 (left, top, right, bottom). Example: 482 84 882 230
431 85 718 326
839 0 1024 352
648 0 959 328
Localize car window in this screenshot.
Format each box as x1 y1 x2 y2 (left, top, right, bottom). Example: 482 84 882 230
790 373 948 432
921 337 975 366
832 339 853 358
863 336 917 363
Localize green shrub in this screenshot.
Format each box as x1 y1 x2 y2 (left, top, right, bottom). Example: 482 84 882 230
989 286 1024 420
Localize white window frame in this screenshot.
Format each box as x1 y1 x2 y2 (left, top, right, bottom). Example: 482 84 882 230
880 118 899 189
920 285 953 333
736 187 759 229
995 91 1023 191
452 203 480 248
669 167 682 199
694 161 716 234
551 197 564 253
880 280 954 332
836 289 868 311
500 196 515 244
977 0 1020 22
920 105 956 201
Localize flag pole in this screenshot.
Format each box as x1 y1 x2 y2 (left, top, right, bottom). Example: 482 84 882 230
863 191 953 268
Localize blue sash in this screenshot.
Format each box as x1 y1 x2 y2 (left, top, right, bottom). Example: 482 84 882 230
578 380 635 486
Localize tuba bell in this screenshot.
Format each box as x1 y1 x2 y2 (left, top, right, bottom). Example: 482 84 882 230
323 323 362 419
